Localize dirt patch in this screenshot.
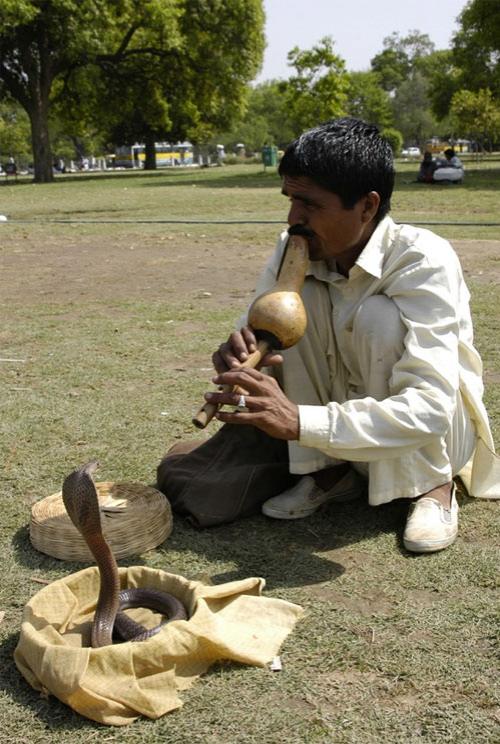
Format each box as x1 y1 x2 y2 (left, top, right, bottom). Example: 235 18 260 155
0 228 269 310
0 230 498 309
303 585 395 616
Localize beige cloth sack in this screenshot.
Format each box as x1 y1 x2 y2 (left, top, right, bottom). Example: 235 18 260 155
14 566 303 726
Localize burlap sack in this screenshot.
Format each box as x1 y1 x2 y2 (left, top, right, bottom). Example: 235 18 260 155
14 566 304 726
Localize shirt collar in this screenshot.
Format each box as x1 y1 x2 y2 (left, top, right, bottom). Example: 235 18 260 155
353 216 394 279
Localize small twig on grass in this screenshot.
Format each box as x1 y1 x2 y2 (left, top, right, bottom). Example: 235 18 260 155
0 611 5 625
0 358 26 362
31 577 50 585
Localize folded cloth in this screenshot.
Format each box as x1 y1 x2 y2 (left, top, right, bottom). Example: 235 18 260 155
14 566 304 726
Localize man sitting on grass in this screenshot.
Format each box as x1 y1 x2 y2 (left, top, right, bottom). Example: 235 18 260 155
159 117 498 552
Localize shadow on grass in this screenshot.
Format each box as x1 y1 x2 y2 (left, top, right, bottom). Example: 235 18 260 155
11 493 410 593
11 523 148 573
2 165 500 198
0 167 282 190
160 495 411 590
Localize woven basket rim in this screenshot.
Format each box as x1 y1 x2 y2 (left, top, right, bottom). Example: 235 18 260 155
30 481 172 562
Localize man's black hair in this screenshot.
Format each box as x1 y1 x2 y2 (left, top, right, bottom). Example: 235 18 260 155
278 117 395 222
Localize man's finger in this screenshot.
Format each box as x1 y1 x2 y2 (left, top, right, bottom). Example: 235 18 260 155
212 367 268 392
241 326 257 353
227 330 253 363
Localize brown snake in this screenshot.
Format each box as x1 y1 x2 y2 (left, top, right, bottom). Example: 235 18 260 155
62 461 187 647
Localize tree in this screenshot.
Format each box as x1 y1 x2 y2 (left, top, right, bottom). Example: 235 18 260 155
243 81 296 149
92 0 266 166
452 0 500 98
381 128 404 156
345 71 393 130
213 80 295 153
423 50 462 121
369 31 440 145
62 54 177 170
0 1 265 180
280 37 349 134
389 29 435 60
370 47 411 93
370 30 435 93
391 70 439 145
0 1 184 182
0 99 31 164
450 88 500 150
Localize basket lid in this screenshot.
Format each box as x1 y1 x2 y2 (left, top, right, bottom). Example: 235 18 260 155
30 481 172 561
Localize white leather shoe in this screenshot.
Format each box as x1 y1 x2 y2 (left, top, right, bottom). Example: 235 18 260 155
403 483 458 553
261 469 364 520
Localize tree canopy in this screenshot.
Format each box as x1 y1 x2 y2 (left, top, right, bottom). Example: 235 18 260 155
280 37 349 134
453 0 500 97
450 88 500 150
0 0 264 180
345 71 393 130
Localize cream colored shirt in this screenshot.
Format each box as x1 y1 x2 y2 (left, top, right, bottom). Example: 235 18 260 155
246 217 499 498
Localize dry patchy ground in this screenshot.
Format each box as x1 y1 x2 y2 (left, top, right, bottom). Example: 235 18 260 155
2 225 499 307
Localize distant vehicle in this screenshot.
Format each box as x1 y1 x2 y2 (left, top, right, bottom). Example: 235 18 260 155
401 146 421 158
425 137 473 154
111 141 194 168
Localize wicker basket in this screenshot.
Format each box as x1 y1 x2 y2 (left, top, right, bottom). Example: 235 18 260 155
30 481 173 562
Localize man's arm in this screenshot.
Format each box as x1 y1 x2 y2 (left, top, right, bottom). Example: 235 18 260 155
299 255 464 461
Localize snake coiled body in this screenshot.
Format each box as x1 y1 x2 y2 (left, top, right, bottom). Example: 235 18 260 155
62 461 187 647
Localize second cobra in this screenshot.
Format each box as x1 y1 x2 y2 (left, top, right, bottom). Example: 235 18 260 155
62 461 187 647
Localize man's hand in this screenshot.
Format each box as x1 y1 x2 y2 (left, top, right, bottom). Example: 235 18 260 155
212 327 283 373
204 367 300 440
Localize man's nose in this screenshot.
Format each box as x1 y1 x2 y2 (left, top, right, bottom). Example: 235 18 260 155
287 201 305 226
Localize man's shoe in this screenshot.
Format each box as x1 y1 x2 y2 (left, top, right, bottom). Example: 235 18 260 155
403 483 458 553
261 469 364 520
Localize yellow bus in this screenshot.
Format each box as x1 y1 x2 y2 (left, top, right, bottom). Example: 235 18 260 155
111 141 194 168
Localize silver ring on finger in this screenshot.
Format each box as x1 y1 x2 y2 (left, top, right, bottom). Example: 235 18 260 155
236 394 247 410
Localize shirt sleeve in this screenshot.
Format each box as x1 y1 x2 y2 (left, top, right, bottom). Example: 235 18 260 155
299 253 463 462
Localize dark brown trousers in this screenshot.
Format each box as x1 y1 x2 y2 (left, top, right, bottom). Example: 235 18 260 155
156 424 298 528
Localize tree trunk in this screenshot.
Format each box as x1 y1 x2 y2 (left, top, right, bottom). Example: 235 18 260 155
29 100 54 183
144 135 157 170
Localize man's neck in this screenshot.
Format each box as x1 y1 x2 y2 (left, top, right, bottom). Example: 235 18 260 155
326 245 365 276
327 221 378 276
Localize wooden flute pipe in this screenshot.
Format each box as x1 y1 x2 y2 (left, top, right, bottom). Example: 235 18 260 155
192 233 309 429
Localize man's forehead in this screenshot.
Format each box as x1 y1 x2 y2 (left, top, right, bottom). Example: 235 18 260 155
281 175 326 196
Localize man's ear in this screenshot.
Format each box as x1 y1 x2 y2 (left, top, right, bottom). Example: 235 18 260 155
362 191 381 222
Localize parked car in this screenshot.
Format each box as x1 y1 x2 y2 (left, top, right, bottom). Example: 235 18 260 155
401 146 421 158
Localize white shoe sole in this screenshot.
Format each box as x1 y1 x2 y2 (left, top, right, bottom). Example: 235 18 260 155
403 532 458 553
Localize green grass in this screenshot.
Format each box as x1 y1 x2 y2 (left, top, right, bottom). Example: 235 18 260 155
2 159 500 240
0 164 499 743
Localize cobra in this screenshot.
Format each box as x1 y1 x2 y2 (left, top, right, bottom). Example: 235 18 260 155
62 461 187 647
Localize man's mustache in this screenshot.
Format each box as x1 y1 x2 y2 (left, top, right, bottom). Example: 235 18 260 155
288 224 314 239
